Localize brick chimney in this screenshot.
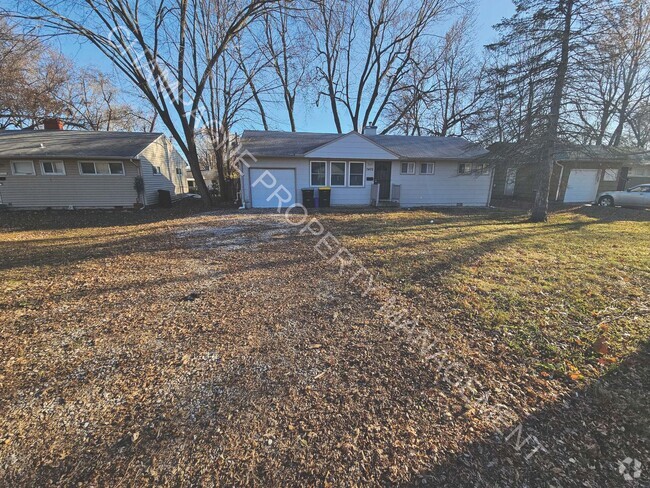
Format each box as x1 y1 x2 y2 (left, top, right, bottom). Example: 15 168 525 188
43 118 64 131
363 125 377 136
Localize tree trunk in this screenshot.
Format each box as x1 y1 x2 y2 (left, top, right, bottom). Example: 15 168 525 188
187 138 212 206
214 131 231 202
531 0 574 223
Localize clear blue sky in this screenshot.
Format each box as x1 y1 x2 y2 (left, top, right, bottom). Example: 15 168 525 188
53 0 516 134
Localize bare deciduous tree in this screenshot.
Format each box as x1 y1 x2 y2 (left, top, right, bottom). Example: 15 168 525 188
384 14 485 137
12 0 283 205
60 68 155 132
257 1 312 131
0 18 68 129
308 0 452 133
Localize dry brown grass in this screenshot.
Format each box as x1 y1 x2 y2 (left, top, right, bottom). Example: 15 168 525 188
0 206 648 486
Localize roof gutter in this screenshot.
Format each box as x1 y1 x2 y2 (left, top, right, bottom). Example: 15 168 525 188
554 161 565 201
2 155 141 161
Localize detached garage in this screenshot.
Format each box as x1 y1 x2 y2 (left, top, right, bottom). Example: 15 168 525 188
490 142 650 204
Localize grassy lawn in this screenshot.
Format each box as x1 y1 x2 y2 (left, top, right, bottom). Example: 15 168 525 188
0 205 648 486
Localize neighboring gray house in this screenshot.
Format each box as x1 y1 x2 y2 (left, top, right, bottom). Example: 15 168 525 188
239 128 492 208
490 143 650 204
0 128 188 209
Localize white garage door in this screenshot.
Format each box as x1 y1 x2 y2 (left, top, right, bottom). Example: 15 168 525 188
564 169 600 203
250 168 296 208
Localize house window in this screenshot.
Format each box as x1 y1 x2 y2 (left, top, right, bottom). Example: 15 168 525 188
349 162 365 187
310 161 326 186
420 163 435 175
330 161 346 186
176 167 183 175
629 166 650 177
474 163 490 175
79 161 125 175
11 161 36 175
458 163 473 175
603 168 618 181
41 161 66 175
401 162 415 175
153 166 162 175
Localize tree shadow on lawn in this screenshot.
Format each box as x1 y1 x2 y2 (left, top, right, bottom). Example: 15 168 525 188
335 218 602 287
561 205 650 223
0 219 282 272
0 229 181 271
406 341 650 487
0 201 214 233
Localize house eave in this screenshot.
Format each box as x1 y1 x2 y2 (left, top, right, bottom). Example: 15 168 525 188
1 154 142 161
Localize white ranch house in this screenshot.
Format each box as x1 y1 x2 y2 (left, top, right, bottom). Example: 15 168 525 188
239 128 493 209
0 129 188 209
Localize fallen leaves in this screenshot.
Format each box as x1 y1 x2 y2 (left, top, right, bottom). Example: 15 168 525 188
0 206 647 487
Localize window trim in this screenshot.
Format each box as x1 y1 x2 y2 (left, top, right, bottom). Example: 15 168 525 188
10 160 36 176
40 160 66 176
474 163 491 175
329 161 347 187
420 162 435 175
310 160 327 187
348 161 366 187
603 168 618 182
78 161 126 176
400 162 415 175
629 166 650 177
458 162 473 175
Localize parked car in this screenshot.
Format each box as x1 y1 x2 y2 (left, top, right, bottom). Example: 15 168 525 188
596 184 650 208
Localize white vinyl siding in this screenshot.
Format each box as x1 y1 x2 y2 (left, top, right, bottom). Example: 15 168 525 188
137 136 188 205
393 161 492 206
11 161 35 175
242 158 372 207
241 158 491 208
305 132 397 160
0 159 138 208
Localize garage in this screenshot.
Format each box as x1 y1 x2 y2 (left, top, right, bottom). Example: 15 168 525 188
250 168 296 208
564 169 600 203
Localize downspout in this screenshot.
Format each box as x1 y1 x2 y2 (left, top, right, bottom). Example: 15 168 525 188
554 161 565 202
238 158 247 210
132 158 146 208
487 163 496 207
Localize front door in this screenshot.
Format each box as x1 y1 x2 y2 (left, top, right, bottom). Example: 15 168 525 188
617 167 629 191
504 168 517 196
374 161 392 200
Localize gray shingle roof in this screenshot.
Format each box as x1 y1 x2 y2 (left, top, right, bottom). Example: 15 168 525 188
489 142 650 163
241 130 488 160
241 131 339 157
0 130 164 159
366 134 488 159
